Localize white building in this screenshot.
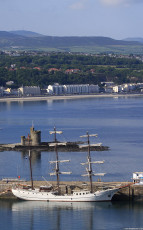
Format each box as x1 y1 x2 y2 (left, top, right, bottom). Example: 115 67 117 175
137 83 143 88
104 86 113 93
112 84 137 93
122 84 136 92
6 81 14 86
113 85 123 93
47 84 64 95
3 88 11 95
89 85 99 93
47 84 99 95
18 86 41 96
133 172 143 184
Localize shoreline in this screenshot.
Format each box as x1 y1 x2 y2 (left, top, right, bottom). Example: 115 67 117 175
0 93 143 102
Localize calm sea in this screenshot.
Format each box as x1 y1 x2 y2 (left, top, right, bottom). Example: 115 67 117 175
1 200 143 230
1 95 143 229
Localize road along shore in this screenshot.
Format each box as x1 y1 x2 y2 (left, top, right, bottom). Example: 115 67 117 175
0 93 143 103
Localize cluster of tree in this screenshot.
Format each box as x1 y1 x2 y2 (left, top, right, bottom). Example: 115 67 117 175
0 53 143 88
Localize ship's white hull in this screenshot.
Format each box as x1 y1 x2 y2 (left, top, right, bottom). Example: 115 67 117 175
12 188 119 202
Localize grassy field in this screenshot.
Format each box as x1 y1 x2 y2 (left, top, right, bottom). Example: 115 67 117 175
31 45 143 54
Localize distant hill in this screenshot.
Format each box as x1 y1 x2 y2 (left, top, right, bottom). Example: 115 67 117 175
0 30 142 54
124 37 143 43
9 30 45 37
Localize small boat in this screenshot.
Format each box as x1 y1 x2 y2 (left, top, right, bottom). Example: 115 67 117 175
12 129 120 202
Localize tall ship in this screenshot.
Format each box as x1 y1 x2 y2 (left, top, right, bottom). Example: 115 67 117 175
12 128 120 202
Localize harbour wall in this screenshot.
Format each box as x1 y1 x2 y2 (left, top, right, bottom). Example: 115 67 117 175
0 143 109 152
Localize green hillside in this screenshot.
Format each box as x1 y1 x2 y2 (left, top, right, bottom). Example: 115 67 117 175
0 31 142 54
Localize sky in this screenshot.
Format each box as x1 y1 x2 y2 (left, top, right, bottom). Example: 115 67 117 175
0 0 143 39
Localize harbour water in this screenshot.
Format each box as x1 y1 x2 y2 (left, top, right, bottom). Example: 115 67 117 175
1 200 143 230
1 95 143 229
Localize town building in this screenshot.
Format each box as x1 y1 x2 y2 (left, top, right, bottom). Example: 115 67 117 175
104 86 113 93
89 84 100 93
112 84 137 93
6 81 14 86
47 84 64 95
3 88 11 95
18 86 41 96
46 84 99 95
65 69 80 74
133 172 143 184
101 82 115 87
113 85 123 93
0 87 4 96
122 84 136 92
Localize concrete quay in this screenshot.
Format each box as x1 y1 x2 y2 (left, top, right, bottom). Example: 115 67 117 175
0 180 143 201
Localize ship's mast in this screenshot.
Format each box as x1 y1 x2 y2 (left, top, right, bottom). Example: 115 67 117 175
87 131 93 193
29 150 34 190
54 127 60 191
49 127 71 193
80 132 105 193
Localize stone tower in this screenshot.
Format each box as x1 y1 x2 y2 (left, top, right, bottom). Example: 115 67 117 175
30 126 41 146
21 126 41 146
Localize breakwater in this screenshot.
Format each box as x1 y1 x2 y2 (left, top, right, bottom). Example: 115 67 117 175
0 142 109 152
0 126 109 152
